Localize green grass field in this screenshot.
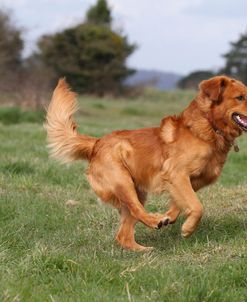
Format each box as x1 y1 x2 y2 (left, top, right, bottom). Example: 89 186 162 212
0 90 247 302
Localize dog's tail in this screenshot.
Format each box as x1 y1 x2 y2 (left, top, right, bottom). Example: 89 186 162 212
45 79 97 163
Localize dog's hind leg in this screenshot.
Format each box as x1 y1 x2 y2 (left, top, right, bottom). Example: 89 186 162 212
116 188 152 251
88 162 168 229
116 207 153 251
114 176 169 230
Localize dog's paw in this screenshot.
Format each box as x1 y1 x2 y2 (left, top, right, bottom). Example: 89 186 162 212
145 213 172 229
181 223 196 238
156 217 170 229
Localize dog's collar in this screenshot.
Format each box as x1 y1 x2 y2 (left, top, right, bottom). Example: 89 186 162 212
213 127 239 152
202 112 239 152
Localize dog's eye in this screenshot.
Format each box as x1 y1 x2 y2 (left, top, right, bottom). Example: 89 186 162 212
236 95 245 101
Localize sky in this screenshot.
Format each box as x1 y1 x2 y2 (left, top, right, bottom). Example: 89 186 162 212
1 0 246 75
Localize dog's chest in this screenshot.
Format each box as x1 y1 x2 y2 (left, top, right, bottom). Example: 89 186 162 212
192 151 227 185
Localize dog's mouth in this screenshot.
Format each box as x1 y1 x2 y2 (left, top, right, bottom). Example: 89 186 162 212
232 113 247 131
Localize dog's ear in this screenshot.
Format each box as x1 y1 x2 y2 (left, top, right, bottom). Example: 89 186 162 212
199 76 228 102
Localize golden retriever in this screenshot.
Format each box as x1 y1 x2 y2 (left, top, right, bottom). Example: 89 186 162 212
45 76 247 251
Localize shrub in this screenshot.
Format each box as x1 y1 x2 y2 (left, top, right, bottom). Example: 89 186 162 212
0 107 45 125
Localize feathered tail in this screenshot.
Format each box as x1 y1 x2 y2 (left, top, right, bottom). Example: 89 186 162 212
45 79 97 163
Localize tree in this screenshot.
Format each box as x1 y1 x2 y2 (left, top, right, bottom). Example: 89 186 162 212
222 32 247 84
86 0 112 26
177 70 215 90
0 9 52 108
0 10 23 72
37 1 136 96
0 9 24 94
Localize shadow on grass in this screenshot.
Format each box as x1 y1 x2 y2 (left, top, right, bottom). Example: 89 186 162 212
136 214 247 251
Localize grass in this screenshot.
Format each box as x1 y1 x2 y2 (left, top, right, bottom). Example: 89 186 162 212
0 90 247 301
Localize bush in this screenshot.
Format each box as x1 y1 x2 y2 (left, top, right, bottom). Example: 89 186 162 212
0 107 45 125
21 109 45 123
0 107 21 124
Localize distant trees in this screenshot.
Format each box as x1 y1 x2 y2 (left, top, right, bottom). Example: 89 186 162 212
0 10 53 107
0 10 23 71
36 0 136 96
3 0 245 97
38 25 135 96
0 1 136 104
0 10 23 93
179 31 247 90
222 32 247 84
177 70 215 90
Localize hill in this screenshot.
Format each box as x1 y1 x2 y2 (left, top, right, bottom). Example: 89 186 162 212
125 69 182 90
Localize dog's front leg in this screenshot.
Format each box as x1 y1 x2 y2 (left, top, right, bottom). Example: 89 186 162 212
167 174 203 237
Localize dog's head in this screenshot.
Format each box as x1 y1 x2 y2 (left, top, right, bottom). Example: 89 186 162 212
199 75 247 134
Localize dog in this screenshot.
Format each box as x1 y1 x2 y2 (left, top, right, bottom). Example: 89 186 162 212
45 75 247 251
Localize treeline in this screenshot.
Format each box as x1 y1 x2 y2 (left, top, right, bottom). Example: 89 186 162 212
1 0 246 105
178 32 247 89
0 0 136 107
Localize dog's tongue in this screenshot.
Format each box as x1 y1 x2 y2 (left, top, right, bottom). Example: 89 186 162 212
240 114 247 123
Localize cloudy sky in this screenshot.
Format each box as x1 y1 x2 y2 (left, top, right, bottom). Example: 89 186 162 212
1 0 247 75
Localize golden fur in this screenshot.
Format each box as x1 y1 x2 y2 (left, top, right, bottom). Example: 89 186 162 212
45 76 247 251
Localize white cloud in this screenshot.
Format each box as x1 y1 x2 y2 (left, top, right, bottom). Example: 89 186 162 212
186 0 247 18
109 0 203 19
0 0 29 7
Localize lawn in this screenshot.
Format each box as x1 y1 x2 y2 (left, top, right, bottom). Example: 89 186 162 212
0 90 247 302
